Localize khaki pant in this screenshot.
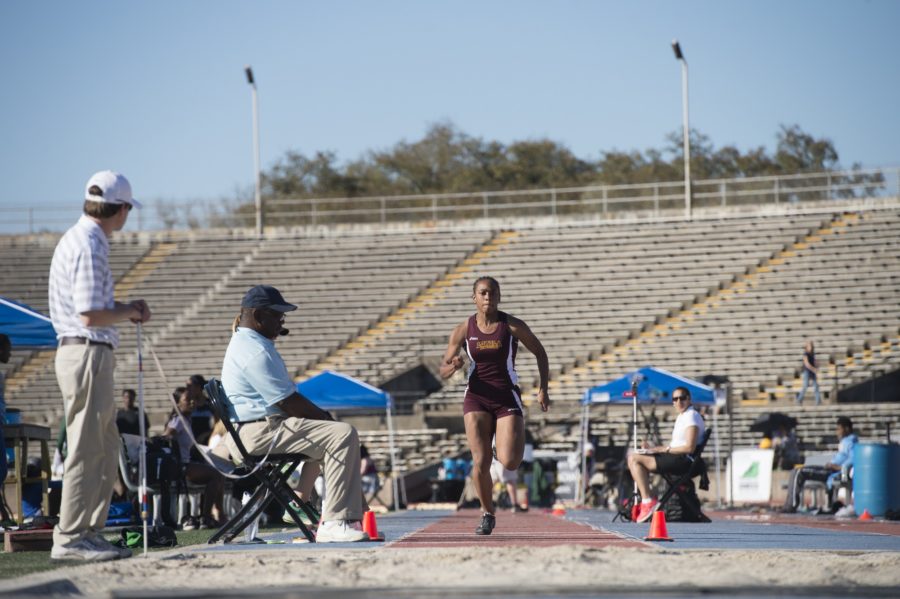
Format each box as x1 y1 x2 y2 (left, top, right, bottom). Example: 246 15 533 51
227 417 364 522
53 344 119 546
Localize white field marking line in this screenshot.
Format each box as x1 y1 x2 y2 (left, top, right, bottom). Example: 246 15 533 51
565 517 656 548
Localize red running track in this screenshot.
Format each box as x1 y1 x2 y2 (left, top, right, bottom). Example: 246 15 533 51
391 509 646 548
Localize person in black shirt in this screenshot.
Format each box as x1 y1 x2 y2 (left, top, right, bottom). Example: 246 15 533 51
796 340 821 405
115 389 149 436
186 375 213 445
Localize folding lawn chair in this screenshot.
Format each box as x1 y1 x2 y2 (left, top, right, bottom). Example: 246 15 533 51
656 427 712 523
204 378 318 543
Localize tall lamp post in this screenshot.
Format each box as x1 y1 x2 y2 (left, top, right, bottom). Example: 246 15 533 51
245 66 263 236
671 40 691 220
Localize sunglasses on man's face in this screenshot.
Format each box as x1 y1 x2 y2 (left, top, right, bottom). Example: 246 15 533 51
672 396 688 402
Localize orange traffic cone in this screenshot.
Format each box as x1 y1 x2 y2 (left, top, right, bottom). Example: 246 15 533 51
362 510 385 541
644 510 674 542
551 503 566 516
859 509 873 521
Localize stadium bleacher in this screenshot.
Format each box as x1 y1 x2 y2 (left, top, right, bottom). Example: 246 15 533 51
2 202 899 476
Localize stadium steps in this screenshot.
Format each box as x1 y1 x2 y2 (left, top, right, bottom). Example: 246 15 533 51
4 350 55 396
3 239 153 428
753 211 891 402
112 240 266 388
113 242 178 301
300 230 519 380
546 216 832 404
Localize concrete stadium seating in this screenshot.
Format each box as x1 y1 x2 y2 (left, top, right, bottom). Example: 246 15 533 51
2 204 898 477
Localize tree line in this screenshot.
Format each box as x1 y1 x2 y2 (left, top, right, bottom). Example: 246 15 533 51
261 122 869 198
184 122 882 228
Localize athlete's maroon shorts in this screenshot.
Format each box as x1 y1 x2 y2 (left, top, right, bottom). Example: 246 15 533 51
463 385 524 419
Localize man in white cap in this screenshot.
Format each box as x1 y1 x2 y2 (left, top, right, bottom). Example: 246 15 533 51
48 170 151 561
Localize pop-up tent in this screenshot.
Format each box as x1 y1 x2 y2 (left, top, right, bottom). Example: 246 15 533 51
583 366 715 406
296 370 403 510
0 297 57 348
578 366 719 506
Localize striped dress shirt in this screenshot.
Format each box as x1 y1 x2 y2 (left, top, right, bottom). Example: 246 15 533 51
48 215 119 348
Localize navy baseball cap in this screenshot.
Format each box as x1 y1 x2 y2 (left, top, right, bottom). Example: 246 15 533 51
241 285 297 312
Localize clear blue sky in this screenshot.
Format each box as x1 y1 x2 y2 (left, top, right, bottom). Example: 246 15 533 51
1 0 898 230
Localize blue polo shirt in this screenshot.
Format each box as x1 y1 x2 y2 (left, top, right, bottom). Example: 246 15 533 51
221 327 296 422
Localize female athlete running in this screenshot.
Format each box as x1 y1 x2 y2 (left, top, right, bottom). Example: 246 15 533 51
440 276 550 535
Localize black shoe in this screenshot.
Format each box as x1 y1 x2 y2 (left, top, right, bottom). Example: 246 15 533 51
475 512 496 535
511 505 528 513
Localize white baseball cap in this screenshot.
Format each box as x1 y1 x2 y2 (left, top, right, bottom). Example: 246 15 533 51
84 170 142 209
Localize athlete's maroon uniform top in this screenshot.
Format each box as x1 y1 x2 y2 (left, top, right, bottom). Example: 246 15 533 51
463 311 523 418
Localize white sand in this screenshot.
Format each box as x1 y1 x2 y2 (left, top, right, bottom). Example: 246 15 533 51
3 545 899 596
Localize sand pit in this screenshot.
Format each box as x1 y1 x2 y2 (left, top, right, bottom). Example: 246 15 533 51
3 545 899 597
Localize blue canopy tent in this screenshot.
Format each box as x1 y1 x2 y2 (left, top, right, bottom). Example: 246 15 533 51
578 366 720 506
0 297 57 349
296 370 403 510
582 366 715 406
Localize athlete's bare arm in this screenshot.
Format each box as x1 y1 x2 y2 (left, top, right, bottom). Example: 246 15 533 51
439 321 467 379
508 316 550 412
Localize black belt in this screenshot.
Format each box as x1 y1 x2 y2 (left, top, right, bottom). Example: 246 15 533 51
60 337 114 351
235 417 267 427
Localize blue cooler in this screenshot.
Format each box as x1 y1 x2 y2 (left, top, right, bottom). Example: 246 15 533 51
853 443 900 517
442 457 457 480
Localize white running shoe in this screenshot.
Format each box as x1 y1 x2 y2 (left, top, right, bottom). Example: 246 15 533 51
315 520 369 543
835 505 856 519
50 538 120 562
87 533 133 559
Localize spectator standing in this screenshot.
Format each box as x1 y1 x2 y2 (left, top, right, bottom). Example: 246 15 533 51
48 171 151 562
796 340 821 405
115 388 149 436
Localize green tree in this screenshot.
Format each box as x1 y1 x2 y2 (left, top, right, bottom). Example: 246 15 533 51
218 121 882 226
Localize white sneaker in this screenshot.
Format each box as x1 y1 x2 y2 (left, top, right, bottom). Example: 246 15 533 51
87 533 133 559
835 505 856 519
50 538 120 562
315 520 369 543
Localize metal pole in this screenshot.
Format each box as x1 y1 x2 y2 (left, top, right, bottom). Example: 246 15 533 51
631 378 639 508
672 40 691 220
579 402 588 506
713 407 722 508
136 323 148 556
246 66 263 237
386 397 401 511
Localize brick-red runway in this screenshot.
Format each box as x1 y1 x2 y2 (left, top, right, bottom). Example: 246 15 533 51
391 509 645 548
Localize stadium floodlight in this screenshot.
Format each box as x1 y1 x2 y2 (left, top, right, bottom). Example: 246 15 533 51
671 40 691 220
245 66 263 236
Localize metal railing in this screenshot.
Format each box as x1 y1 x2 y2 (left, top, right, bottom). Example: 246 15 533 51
2 166 897 235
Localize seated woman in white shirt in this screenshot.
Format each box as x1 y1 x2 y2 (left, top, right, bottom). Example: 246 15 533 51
627 386 706 523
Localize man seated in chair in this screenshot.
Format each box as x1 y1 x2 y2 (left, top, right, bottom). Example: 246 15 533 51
783 416 858 513
627 386 706 523
221 285 369 542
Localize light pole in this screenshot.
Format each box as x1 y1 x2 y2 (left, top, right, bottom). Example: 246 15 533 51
672 40 691 220
245 66 263 236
